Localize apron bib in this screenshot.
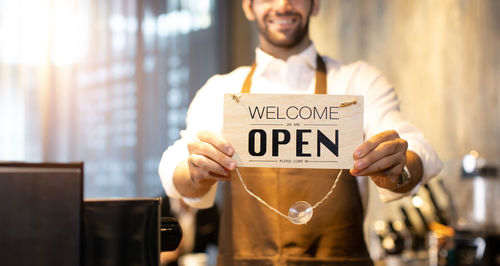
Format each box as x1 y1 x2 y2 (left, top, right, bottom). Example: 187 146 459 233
218 55 373 265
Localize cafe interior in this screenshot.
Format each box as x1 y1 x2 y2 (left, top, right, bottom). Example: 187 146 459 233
1 0 499 265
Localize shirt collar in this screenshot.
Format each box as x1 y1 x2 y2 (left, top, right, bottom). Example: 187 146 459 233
253 43 318 78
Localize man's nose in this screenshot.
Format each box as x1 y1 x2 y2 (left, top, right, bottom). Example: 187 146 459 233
274 0 295 11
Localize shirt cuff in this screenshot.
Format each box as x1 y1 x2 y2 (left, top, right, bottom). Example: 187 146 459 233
159 150 183 199
182 183 218 209
377 144 442 203
159 150 218 209
407 141 443 185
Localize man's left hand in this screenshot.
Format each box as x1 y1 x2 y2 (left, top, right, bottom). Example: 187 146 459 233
349 130 408 190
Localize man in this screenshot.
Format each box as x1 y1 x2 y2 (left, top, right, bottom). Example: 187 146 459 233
159 0 442 264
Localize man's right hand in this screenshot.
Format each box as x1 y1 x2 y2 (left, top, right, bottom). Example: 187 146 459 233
187 130 236 186
173 131 236 198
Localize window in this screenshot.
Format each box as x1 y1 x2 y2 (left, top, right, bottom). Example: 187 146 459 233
0 0 223 197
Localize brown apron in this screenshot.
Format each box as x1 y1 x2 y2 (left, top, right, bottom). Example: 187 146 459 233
218 55 373 265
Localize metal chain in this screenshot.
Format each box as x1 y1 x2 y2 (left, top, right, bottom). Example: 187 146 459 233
235 168 343 220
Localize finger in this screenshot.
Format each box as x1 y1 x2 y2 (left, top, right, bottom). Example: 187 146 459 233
353 138 407 171
189 154 231 177
351 152 405 177
378 162 406 178
197 131 234 156
188 140 236 170
353 130 400 159
188 154 232 179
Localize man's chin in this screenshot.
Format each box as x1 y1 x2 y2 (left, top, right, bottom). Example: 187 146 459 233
266 36 304 49
262 27 308 49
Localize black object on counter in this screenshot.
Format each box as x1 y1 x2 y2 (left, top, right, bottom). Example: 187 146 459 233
399 206 426 251
161 217 183 252
424 183 448 225
83 198 182 266
414 206 429 231
0 162 84 266
450 231 500 266
386 221 405 255
437 179 458 224
400 207 415 232
461 166 498 179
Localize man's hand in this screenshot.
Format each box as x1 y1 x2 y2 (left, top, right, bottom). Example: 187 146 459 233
349 130 415 191
173 131 236 198
187 131 236 187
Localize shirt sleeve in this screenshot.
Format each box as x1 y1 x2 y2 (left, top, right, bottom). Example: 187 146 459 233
158 75 227 209
349 62 443 202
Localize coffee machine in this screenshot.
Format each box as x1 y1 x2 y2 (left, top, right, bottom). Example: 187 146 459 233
83 198 182 266
449 151 500 265
0 162 182 266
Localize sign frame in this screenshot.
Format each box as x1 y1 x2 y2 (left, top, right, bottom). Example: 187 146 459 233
223 93 363 169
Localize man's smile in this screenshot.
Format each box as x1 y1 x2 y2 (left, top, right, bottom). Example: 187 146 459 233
268 17 298 25
266 15 300 30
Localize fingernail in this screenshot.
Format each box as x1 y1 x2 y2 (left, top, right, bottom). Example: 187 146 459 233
355 160 364 169
226 146 234 155
355 150 363 158
227 161 235 169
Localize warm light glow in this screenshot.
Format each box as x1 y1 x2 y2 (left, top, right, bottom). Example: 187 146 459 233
51 0 89 66
0 0 88 66
0 0 50 65
393 220 404 232
382 236 395 250
463 150 480 174
429 222 455 237
374 220 386 234
1 0 212 66
412 195 424 208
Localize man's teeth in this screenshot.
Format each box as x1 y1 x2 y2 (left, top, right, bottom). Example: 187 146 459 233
270 19 295 24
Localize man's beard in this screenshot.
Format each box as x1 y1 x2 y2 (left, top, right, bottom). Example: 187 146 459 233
257 12 311 48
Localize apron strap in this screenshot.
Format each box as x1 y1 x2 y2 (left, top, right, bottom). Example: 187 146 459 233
241 54 327 94
241 62 256 94
315 54 327 94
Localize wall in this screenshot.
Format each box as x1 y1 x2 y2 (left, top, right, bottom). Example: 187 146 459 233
310 0 500 249
311 0 500 164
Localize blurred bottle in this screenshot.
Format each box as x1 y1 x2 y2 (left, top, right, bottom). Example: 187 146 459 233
400 206 426 252
424 183 448 226
373 220 404 256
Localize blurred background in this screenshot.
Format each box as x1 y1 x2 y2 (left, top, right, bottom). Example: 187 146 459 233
0 0 225 198
1 0 500 264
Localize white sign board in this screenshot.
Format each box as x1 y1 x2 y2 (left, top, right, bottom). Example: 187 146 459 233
223 93 363 169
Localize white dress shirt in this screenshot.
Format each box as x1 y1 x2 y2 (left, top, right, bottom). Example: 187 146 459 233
159 44 443 210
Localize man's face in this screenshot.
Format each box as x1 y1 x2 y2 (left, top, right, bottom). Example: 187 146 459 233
245 0 318 48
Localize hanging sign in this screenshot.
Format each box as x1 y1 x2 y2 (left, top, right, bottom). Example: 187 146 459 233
223 93 363 169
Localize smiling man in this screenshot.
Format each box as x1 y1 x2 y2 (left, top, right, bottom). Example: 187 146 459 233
248 0 315 54
159 0 442 265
